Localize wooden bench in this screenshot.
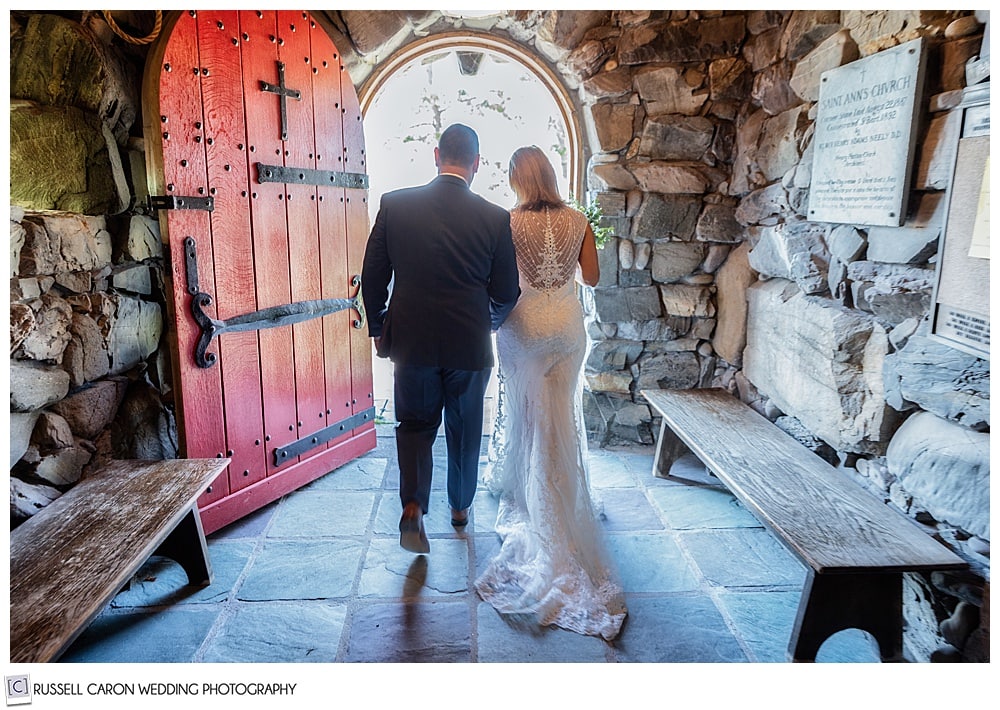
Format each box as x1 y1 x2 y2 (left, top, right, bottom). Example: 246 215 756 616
641 388 968 662
9 458 229 663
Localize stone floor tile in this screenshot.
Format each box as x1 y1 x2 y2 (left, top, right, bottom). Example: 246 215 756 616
597 488 665 531
472 533 502 580
608 446 659 476
471 488 500 533
647 483 760 530
588 451 640 488
209 500 278 540
475 602 611 662
268 490 376 538
61 607 221 663
606 532 700 593
357 538 470 598
303 457 389 490
679 528 808 588
342 601 472 662
111 540 254 608
237 539 365 601
612 595 748 663
372 489 467 536
714 589 802 662
715 589 882 663
199 602 347 663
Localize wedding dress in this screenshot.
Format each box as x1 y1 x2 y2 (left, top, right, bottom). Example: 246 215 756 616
476 205 627 641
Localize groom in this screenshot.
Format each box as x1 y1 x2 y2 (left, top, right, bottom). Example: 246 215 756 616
361 124 520 553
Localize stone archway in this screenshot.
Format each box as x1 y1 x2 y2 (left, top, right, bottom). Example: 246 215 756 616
357 31 587 202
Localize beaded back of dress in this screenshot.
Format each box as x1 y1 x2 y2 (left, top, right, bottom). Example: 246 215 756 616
510 206 587 292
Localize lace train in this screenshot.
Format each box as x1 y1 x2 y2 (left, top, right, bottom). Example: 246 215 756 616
475 206 626 641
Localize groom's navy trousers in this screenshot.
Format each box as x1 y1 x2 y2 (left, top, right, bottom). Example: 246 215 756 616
393 364 491 514
361 173 520 517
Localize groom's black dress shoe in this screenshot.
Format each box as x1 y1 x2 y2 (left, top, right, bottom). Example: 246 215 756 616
399 502 430 553
450 507 469 527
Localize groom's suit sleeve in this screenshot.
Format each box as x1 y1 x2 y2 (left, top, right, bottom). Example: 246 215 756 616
488 213 520 331
361 200 391 339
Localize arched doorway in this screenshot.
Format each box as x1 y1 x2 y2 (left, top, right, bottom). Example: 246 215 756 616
357 32 585 427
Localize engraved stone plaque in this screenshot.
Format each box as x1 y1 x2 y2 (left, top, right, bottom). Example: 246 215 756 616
809 38 927 226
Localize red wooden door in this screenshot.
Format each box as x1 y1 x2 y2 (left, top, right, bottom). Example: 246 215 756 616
145 10 375 534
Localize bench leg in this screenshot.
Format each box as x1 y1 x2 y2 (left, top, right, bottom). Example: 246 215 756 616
789 570 904 662
154 507 213 588
651 419 692 479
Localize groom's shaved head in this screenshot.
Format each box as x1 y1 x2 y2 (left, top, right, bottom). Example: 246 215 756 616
438 124 479 168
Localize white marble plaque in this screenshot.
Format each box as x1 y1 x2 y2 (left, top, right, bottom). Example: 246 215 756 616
808 38 926 226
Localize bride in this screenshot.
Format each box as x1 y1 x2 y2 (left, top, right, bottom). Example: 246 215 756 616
475 146 627 641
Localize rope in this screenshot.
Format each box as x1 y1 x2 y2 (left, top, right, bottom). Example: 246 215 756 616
101 10 162 45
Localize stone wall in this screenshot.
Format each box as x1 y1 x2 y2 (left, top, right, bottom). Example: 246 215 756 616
8 9 989 662
9 12 176 525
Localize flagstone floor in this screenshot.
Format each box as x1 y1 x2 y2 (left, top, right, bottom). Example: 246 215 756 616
61 425 880 664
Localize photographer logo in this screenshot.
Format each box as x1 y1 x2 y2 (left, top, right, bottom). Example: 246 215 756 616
5 676 31 706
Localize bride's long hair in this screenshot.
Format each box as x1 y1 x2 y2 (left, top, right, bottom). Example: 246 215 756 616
508 146 564 212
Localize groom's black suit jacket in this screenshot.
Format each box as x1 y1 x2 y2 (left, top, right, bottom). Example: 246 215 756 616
361 174 520 371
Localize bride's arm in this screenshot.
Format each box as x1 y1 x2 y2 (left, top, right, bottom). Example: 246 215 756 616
577 223 600 287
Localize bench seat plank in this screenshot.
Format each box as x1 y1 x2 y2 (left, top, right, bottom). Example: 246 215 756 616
9 458 228 663
641 389 965 574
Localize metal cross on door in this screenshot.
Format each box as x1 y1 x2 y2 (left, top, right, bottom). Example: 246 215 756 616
144 10 375 534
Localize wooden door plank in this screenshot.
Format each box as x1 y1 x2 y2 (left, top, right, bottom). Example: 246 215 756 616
310 18 354 445
198 10 268 493
341 64 376 426
642 389 966 572
279 10 328 445
158 11 230 504
239 9 299 475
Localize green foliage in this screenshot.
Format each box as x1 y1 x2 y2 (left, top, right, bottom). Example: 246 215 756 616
569 196 614 249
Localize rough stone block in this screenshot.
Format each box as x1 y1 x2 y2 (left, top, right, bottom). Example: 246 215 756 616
593 286 661 323
696 203 743 243
781 10 841 61
18 293 73 362
107 296 163 374
591 102 636 152
10 13 138 144
10 476 63 523
10 412 41 469
734 182 791 225
756 105 808 182
744 278 893 453
634 65 708 116
582 68 633 99
591 162 638 190
629 162 709 195
789 29 859 102
632 194 702 241
883 335 989 429
634 350 701 390
713 243 757 367
660 284 715 318
10 360 71 412
123 214 163 262
751 61 800 117
748 222 830 294
638 115 715 160
886 411 989 538
10 101 118 214
650 241 706 283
